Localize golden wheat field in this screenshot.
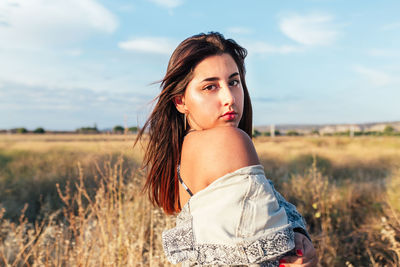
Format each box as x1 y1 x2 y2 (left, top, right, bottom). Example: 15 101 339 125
0 134 399 266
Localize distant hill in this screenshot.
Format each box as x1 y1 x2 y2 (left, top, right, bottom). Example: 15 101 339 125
255 121 400 134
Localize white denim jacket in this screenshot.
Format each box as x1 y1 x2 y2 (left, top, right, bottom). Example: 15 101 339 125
162 165 308 266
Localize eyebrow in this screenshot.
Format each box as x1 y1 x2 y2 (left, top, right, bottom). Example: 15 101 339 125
201 72 239 82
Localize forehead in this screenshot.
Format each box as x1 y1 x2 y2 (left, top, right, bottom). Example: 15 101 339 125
191 53 239 80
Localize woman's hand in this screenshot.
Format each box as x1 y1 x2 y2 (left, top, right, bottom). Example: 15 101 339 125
279 232 318 267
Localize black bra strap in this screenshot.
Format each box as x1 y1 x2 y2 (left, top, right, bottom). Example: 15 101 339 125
177 165 193 197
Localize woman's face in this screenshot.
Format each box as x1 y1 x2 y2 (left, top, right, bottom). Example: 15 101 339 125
177 53 244 131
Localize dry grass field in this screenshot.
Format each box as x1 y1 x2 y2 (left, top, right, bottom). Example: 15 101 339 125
0 134 399 266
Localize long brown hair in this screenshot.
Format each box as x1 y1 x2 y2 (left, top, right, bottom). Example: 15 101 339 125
135 32 253 214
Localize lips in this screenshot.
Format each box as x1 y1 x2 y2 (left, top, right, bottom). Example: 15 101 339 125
221 111 237 121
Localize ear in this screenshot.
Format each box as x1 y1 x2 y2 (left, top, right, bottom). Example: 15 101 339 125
173 95 186 114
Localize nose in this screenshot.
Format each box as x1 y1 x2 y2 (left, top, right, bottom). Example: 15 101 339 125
220 83 235 106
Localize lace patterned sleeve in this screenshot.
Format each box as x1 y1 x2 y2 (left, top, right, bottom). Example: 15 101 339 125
163 166 297 265
267 180 311 241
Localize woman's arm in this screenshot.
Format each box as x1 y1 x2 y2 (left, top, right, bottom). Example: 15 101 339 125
266 183 317 266
280 232 318 266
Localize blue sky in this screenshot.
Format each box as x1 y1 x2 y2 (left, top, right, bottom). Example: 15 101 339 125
1 0 399 130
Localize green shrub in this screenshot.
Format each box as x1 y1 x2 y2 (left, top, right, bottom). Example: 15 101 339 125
384 125 395 134
113 125 124 133
286 130 300 136
16 128 28 134
252 129 261 138
128 126 138 133
33 127 45 134
76 126 99 133
311 129 320 135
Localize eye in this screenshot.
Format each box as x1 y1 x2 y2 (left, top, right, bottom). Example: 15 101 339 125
229 79 240 87
203 84 217 91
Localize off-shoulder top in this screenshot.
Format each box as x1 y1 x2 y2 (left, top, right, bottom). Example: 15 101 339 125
162 165 309 266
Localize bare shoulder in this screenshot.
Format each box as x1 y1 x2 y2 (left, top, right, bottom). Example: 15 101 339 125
180 127 260 188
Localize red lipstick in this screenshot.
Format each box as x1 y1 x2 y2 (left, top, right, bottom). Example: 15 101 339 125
222 111 237 121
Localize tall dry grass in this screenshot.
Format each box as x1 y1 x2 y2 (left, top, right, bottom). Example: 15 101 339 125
279 156 400 266
0 134 399 266
0 156 174 266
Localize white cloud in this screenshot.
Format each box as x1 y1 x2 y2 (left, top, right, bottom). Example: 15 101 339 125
0 81 151 111
227 27 253 35
279 13 339 45
0 81 153 130
147 0 183 9
0 48 144 94
118 37 176 55
354 66 394 87
382 22 400 31
246 41 302 55
0 0 118 49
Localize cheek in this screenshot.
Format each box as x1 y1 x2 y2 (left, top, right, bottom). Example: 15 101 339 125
187 91 206 107
187 91 217 111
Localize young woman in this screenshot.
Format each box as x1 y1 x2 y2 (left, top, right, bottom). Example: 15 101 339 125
136 32 317 266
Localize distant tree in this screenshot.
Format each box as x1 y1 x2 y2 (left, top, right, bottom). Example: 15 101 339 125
252 129 261 138
286 130 300 136
311 129 320 136
16 128 28 134
334 131 350 136
261 130 280 136
384 125 395 135
364 131 381 136
76 126 99 134
354 131 363 136
128 126 138 133
113 125 124 134
33 127 45 134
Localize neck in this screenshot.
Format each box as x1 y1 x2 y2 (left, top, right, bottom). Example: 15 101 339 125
185 129 196 135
